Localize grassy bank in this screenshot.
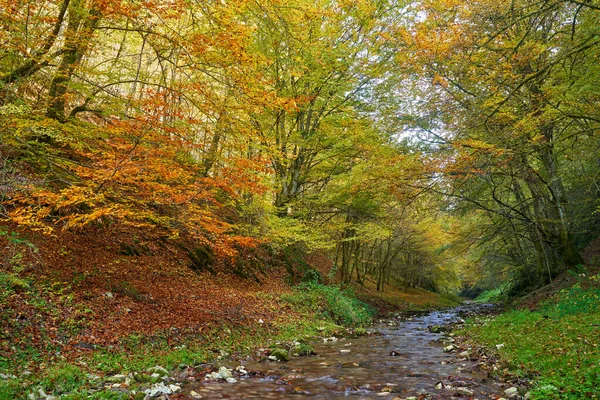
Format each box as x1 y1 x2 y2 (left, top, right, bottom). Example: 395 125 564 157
459 273 600 399
0 281 376 399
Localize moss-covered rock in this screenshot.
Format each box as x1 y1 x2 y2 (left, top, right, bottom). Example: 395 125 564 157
133 391 146 400
269 348 289 361
132 372 152 383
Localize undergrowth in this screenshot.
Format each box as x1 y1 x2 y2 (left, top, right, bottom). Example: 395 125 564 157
280 282 376 326
463 273 600 399
474 284 510 303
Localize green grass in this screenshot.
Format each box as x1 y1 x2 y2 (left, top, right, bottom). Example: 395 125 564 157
461 275 600 399
280 282 376 326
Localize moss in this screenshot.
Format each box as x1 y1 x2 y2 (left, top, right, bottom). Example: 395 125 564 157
269 348 290 361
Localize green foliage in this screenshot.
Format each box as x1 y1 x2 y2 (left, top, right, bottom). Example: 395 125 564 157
280 244 322 285
0 379 20 400
474 284 510 303
0 271 30 294
463 276 600 399
40 364 87 396
292 342 315 356
281 282 375 327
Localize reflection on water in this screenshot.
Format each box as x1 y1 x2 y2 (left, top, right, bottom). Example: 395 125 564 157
185 305 501 399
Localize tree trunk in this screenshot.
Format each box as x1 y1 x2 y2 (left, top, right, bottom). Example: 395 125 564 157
46 2 102 121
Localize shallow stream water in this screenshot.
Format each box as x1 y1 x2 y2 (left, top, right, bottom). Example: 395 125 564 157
185 304 503 399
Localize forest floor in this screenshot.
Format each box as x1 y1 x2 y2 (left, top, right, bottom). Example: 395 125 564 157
0 223 458 399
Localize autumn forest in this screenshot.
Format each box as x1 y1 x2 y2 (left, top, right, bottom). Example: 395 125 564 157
1 0 600 399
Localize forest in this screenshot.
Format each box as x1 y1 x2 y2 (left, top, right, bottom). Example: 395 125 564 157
1 0 599 399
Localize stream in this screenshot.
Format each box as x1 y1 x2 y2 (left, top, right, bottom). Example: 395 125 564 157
184 304 504 399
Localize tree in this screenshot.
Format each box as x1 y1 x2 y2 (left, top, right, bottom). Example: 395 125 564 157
398 0 600 287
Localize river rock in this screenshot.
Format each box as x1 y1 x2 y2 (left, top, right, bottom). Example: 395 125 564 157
455 387 474 396
86 373 101 381
189 390 203 399
206 371 221 380
444 345 455 352
218 367 233 379
518 385 529 395
226 377 237 383
458 351 470 358
292 387 310 394
381 385 401 393
144 382 172 397
149 373 162 382
106 374 127 383
504 387 519 398
342 362 360 368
